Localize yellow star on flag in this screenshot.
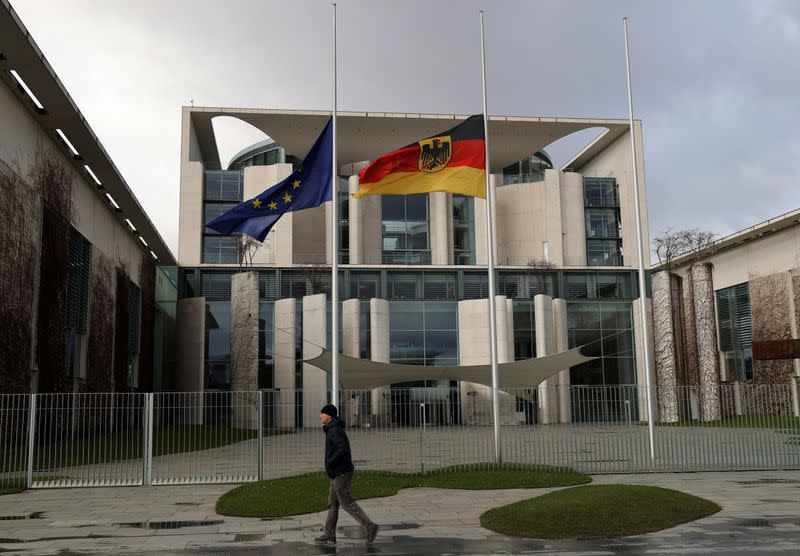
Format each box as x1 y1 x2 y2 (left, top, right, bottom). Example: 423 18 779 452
292 179 301 189
268 200 278 210
283 192 292 203
251 198 262 208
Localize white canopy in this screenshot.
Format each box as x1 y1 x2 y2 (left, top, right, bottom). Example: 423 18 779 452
303 345 596 390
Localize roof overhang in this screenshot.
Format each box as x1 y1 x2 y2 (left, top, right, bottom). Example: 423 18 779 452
0 1 175 264
304 345 596 390
188 107 631 172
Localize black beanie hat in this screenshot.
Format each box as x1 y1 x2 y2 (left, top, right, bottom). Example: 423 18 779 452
320 404 338 418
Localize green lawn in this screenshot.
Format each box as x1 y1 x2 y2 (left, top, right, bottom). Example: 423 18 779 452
653 415 800 431
216 464 591 518
0 486 23 496
2 426 288 472
480 484 720 538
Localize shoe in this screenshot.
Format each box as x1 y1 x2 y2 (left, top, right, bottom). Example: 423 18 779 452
366 523 379 544
314 533 336 543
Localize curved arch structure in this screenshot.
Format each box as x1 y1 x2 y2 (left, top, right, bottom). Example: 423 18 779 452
303 344 596 390
186 108 631 172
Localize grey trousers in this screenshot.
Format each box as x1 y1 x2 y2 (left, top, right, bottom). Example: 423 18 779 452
324 471 374 535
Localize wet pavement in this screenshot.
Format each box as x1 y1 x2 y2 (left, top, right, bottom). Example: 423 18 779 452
1 471 799 554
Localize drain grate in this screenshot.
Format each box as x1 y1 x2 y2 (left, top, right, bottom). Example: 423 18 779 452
0 512 44 521
737 519 772 527
738 479 800 485
232 533 266 542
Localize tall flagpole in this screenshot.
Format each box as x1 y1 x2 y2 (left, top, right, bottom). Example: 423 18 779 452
331 3 340 409
480 10 502 463
623 17 655 459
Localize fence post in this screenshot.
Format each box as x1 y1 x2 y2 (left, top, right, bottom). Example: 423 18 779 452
791 378 800 418
419 403 426 475
734 381 743 417
625 400 633 474
26 393 37 489
143 393 153 486
257 390 264 482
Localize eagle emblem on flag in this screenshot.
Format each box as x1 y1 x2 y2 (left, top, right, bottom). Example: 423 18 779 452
418 135 452 173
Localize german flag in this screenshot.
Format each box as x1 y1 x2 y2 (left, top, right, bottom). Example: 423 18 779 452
353 115 486 198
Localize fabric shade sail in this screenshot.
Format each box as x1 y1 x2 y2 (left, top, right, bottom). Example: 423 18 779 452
303 345 597 390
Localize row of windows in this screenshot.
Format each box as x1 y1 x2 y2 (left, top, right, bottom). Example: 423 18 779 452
584 178 623 267
202 298 635 390
181 268 639 303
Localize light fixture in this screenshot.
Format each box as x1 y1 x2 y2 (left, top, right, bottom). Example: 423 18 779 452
124 218 136 232
150 250 158 260
83 165 101 186
54 128 80 158
9 69 45 113
139 236 149 248
105 192 121 211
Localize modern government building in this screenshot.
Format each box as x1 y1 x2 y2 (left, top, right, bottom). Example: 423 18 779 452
4 0 798 428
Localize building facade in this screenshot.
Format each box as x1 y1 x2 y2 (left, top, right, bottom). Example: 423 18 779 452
0 2 176 394
176 107 654 425
651 210 800 421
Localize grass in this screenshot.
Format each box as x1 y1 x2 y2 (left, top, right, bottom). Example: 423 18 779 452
2 425 289 472
0 486 23 496
216 464 591 518
652 415 800 431
480 484 720 538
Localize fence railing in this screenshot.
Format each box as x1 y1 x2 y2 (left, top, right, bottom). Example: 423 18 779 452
1 383 798 489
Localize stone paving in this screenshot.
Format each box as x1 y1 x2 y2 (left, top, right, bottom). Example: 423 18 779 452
0 470 799 554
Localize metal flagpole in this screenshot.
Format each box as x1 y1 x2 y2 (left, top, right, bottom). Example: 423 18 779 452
623 17 655 459
479 10 502 463
331 3 340 409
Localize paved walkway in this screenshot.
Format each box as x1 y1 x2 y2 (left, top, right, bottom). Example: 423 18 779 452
1 471 799 554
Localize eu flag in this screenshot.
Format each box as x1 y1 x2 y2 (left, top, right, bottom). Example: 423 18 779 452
206 118 333 241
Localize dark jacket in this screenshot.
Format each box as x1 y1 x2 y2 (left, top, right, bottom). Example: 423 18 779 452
323 417 354 478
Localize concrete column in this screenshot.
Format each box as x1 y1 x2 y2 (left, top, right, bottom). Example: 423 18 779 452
535 294 558 424
369 298 391 423
543 170 564 267
457 296 511 424
274 298 296 428
506 298 514 362
651 271 680 422
690 263 721 421
342 298 361 426
430 192 450 265
302 293 328 427
560 171 586 266
553 298 571 423
230 271 259 429
633 296 656 423
348 175 362 264
176 297 205 424
361 185 382 266
474 196 487 265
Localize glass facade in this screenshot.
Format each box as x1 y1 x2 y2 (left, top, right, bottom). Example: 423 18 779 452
66 227 92 377
453 194 475 265
500 151 553 186
716 283 753 381
381 194 431 264
202 170 243 264
181 267 637 390
338 177 349 264
583 177 623 266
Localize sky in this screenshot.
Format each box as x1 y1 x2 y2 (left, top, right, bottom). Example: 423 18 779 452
9 0 800 259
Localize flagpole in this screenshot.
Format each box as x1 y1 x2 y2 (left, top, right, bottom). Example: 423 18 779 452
480 10 502 463
331 2 340 409
623 17 655 459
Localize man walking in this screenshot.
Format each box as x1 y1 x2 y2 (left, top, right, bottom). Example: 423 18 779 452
315 404 379 544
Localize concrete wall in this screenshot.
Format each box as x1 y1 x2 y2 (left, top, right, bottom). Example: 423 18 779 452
178 109 204 267
273 298 297 428
560 171 587 266
370 298 391 422
176 297 205 424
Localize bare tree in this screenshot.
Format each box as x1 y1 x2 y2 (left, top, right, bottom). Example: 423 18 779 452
527 258 557 295
303 262 329 295
237 234 262 272
653 228 718 270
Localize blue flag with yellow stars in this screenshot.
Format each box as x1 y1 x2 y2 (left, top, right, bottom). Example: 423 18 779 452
206 118 333 241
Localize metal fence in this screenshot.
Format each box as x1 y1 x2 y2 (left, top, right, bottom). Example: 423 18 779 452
1 383 799 489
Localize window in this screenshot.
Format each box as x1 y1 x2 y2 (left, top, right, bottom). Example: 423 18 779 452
338 177 349 263
584 178 622 266
513 300 536 360
127 282 141 387
203 170 243 263
567 301 635 386
716 283 753 381
66 227 91 377
205 301 231 389
453 195 475 265
389 301 458 366
382 194 431 264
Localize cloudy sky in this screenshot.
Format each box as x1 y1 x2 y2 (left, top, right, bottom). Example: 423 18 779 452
10 0 800 259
